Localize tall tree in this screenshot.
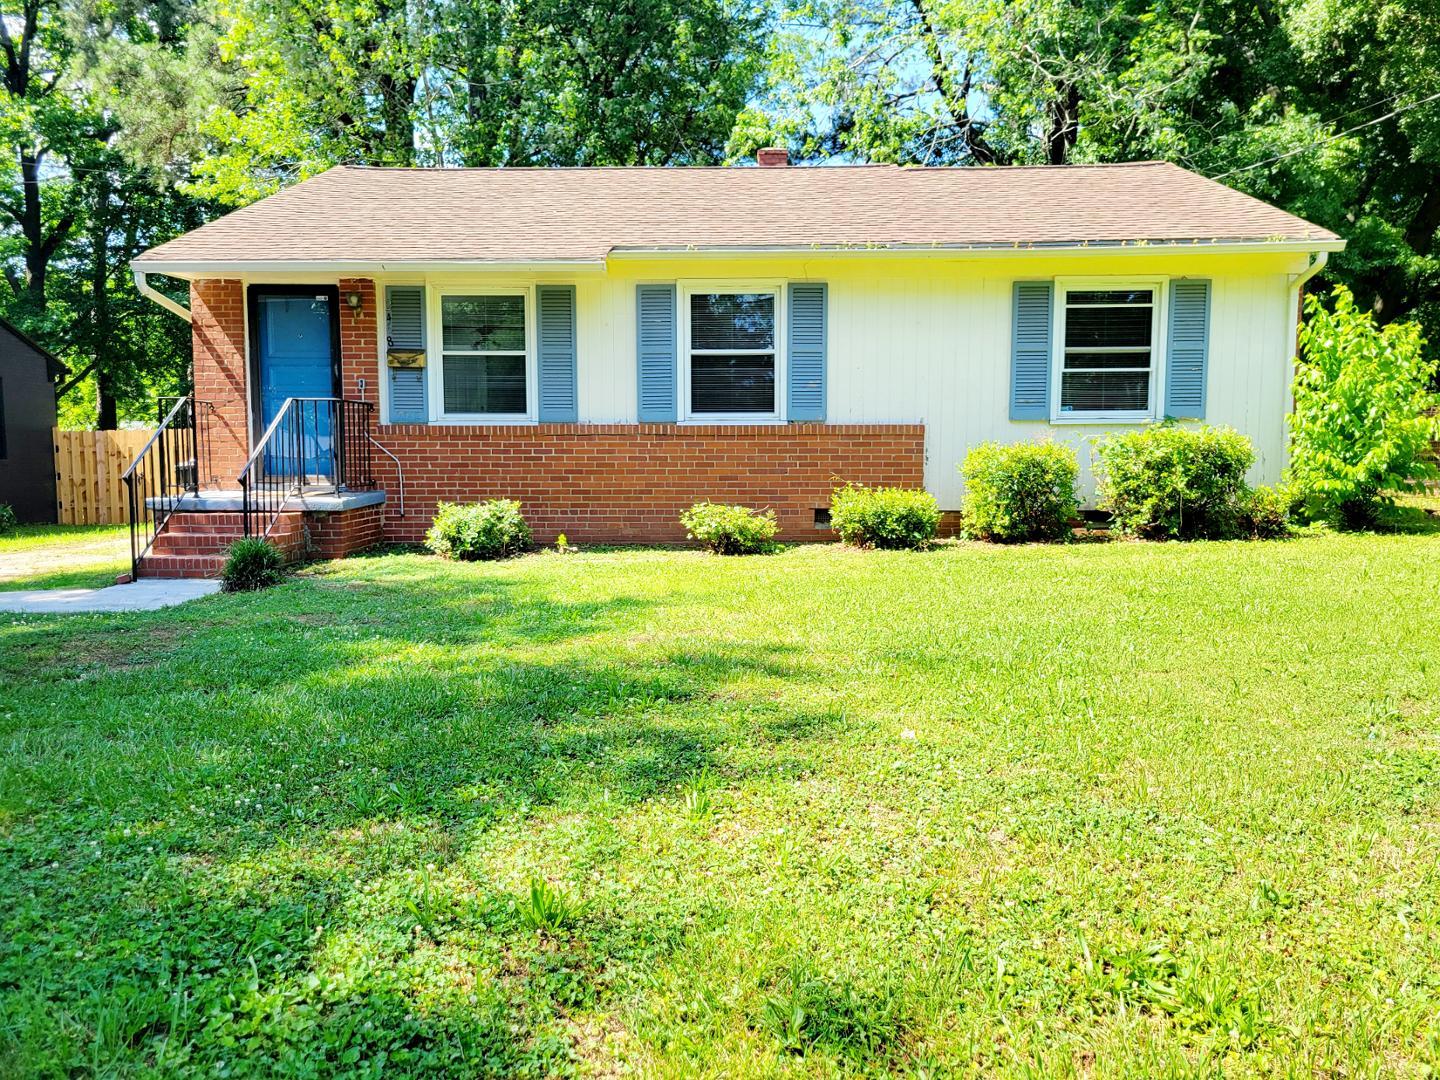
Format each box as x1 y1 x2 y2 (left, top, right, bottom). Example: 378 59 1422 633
753 0 1440 350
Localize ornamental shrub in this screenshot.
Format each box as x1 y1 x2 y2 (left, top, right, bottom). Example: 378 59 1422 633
0 503 16 535
425 499 532 560
1094 424 1255 540
221 537 287 592
1240 484 1295 540
960 441 1079 542
830 484 940 549
1289 286 1439 528
680 502 779 554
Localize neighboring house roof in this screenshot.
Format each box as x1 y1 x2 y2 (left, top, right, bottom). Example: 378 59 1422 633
134 161 1342 271
0 317 68 381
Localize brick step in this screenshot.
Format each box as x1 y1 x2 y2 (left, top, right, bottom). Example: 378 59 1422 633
153 524 303 549
163 512 304 532
136 553 226 579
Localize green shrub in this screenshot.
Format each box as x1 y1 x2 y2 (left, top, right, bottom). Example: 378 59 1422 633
1290 286 1439 529
1242 484 1295 540
960 440 1079 542
0 503 16 535
425 499 532 560
830 484 940 550
1095 424 1255 540
680 502 779 555
220 537 287 592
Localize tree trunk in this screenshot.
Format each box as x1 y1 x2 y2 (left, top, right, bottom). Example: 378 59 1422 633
92 173 115 428
1046 83 1081 166
19 149 48 308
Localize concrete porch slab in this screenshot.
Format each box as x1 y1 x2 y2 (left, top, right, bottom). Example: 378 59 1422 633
146 489 386 513
0 579 222 614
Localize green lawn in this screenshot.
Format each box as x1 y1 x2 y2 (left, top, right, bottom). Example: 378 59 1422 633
0 524 129 592
2 535 1438 1076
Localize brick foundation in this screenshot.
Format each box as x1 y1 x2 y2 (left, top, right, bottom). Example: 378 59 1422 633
370 423 925 544
306 503 386 558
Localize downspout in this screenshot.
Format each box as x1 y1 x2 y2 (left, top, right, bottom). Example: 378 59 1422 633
133 270 192 322
1282 250 1330 471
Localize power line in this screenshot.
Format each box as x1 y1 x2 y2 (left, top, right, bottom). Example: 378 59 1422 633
1210 90 1440 180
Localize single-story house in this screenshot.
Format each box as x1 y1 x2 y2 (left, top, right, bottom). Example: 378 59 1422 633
0 318 67 524
127 153 1342 573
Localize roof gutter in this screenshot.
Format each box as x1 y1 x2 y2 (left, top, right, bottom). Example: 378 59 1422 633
130 257 609 278
133 270 192 323
1289 249 1329 290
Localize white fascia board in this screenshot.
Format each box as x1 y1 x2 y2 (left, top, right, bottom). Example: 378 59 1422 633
608 239 1347 258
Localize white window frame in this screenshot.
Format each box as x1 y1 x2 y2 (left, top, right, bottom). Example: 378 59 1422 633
678 280 786 423
1050 277 1167 424
428 284 537 423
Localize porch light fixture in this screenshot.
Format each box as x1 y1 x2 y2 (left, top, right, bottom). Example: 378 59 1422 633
345 290 364 312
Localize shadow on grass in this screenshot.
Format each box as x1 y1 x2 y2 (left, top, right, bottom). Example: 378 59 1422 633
0 560 841 1074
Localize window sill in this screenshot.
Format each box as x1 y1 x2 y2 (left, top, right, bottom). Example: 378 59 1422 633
1049 414 1156 426
431 415 537 426
678 416 785 426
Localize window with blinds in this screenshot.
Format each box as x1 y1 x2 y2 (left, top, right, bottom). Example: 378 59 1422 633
1058 287 1157 418
687 292 777 416
441 294 527 416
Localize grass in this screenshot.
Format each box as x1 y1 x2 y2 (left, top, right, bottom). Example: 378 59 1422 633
0 524 129 592
1 534 1438 1075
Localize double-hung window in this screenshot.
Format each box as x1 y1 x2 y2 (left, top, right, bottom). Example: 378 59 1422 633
682 287 782 419
1054 283 1162 421
439 292 530 418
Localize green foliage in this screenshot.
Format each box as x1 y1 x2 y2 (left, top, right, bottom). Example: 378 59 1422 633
186 0 765 205
1289 287 1439 528
220 537 286 591
515 878 583 935
758 966 902 1058
1095 424 1256 540
425 500 532 561
0 504 16 535
830 484 940 550
1242 484 1295 540
960 440 1079 542
680 502 779 555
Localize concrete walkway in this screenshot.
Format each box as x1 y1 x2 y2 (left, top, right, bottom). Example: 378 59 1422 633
0 579 221 614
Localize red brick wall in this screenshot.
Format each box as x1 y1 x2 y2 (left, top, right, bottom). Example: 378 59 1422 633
338 278 378 408
191 279 248 484
306 503 385 558
369 423 925 544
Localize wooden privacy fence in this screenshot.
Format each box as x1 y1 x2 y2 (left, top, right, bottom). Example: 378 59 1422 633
53 428 155 524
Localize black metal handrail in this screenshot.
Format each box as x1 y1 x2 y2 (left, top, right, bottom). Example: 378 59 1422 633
121 395 211 579
238 397 374 540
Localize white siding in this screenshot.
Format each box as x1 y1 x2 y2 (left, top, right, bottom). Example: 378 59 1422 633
366 250 1309 507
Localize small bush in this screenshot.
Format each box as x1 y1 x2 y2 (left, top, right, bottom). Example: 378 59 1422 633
425 499 532 560
1242 484 1294 540
221 537 286 592
1095 424 1255 540
960 441 1079 542
680 502 778 554
830 484 940 550
1290 286 1439 528
0 504 16 535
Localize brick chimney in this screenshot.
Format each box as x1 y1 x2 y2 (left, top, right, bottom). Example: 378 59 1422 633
756 147 790 167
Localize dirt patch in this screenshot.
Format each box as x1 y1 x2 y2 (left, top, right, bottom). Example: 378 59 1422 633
0 624 185 679
0 535 130 582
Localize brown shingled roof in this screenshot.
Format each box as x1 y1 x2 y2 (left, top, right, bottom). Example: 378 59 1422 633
135 161 1340 268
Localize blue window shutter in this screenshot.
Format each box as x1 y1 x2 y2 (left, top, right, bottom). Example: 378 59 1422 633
1010 281 1053 420
786 283 827 421
1164 279 1211 419
636 284 677 422
536 285 578 422
385 285 428 423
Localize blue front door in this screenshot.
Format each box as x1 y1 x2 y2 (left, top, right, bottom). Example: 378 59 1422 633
254 291 337 477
